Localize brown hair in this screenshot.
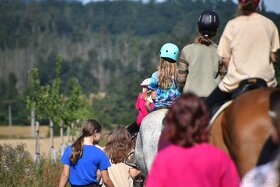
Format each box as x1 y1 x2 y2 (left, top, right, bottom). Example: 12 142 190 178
70 119 102 164
238 0 258 16
194 35 214 46
158 58 178 89
163 92 209 147
104 125 132 164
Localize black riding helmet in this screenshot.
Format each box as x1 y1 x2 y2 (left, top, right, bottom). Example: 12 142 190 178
197 10 220 37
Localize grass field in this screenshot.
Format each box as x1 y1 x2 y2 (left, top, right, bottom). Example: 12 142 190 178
0 126 112 186
0 125 49 138
0 125 67 156
0 125 110 156
0 136 67 156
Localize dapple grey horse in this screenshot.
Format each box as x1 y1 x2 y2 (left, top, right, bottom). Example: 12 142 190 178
134 109 168 176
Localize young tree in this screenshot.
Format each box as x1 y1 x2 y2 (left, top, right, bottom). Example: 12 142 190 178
59 78 91 153
27 57 63 163
27 56 91 161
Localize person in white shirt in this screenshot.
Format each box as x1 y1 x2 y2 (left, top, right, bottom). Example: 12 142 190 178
205 0 279 111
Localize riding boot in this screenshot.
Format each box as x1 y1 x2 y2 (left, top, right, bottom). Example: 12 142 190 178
127 122 140 136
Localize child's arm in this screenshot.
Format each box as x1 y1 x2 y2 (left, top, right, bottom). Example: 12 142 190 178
178 55 189 92
145 96 154 112
130 167 141 178
145 100 152 112
151 90 157 100
101 170 115 187
96 169 102 185
59 164 70 187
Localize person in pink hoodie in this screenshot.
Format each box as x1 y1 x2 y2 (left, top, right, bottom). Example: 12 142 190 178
146 92 240 187
127 78 154 136
136 78 154 125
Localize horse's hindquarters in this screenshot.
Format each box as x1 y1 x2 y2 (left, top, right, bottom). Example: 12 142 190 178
135 109 168 174
211 88 276 176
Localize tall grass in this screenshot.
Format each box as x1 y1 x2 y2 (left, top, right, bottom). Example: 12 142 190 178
0 143 63 187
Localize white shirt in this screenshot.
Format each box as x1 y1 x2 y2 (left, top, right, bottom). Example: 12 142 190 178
218 13 279 92
242 159 280 187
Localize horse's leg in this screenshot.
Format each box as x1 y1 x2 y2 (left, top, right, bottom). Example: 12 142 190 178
135 132 148 175
141 119 163 171
209 112 230 155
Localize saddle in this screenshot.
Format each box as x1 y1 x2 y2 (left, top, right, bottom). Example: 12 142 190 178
209 78 267 119
231 77 267 99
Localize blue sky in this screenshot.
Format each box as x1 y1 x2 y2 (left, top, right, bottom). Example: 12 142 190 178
77 0 280 14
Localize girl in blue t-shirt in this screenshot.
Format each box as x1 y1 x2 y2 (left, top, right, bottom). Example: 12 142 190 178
59 119 115 187
148 43 181 109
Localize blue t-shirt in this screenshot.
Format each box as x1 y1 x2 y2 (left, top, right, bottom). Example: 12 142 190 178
148 71 180 109
61 145 111 185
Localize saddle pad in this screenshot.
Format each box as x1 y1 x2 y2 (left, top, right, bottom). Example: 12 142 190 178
208 100 233 129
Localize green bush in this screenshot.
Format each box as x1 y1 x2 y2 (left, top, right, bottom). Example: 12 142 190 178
0 143 63 187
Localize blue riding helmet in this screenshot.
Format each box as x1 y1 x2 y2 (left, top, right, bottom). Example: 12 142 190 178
159 43 179 62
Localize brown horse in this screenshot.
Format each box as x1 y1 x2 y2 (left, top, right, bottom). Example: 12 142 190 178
209 87 279 177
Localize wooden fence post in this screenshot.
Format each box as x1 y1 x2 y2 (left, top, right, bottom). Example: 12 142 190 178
34 121 40 164
60 123 65 155
31 105 35 137
50 119 56 163
2 100 16 138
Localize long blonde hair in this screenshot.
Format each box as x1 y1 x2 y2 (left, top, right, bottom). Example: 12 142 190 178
158 58 178 89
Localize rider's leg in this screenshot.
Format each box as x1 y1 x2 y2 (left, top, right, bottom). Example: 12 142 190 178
205 86 232 111
127 122 140 136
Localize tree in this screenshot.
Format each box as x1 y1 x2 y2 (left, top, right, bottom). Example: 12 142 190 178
27 56 92 159
27 56 63 163
59 77 91 150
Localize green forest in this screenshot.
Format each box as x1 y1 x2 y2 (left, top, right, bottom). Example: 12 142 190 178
0 0 279 129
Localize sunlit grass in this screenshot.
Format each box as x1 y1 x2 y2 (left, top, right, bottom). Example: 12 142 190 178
0 143 62 187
